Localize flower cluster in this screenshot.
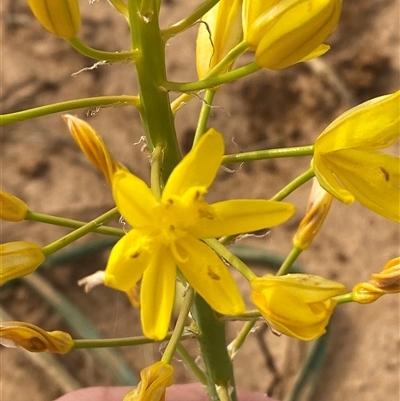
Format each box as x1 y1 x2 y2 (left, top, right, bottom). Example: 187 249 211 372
197 0 343 71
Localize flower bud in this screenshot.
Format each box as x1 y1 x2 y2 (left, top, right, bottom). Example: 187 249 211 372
251 273 347 340
196 0 243 78
27 0 81 39
0 321 73 353
63 115 125 185
293 178 333 250
0 242 45 286
0 191 29 222
352 258 400 304
244 0 342 69
123 361 174 401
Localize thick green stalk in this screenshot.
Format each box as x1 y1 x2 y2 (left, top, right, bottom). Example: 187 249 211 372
128 0 181 181
193 295 238 401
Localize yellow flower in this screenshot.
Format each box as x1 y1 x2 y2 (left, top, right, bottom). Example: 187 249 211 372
105 129 295 340
0 241 45 286
313 91 400 222
196 0 243 78
0 321 73 353
251 274 347 340
27 0 81 38
292 178 333 250
123 361 173 401
352 257 400 304
0 191 28 222
243 0 342 69
63 115 125 186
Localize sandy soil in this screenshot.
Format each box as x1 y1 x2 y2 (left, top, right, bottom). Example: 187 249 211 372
1 1 399 401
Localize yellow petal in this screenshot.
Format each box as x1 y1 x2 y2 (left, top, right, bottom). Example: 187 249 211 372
104 231 150 291
316 91 400 153
248 0 342 69
312 155 355 204
123 361 173 401
298 44 330 62
140 247 176 340
112 170 158 228
251 274 347 303
327 150 400 222
0 191 28 222
190 199 295 238
0 242 45 286
162 129 224 199
27 0 81 38
196 0 243 78
176 236 245 315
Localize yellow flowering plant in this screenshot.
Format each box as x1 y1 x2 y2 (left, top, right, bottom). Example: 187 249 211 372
1 1 399 400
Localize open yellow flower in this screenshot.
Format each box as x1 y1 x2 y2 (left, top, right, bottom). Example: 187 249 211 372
123 361 173 401
251 274 347 340
313 90 400 222
105 129 295 340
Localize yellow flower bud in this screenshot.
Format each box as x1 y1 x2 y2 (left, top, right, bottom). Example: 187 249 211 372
0 321 73 353
244 0 342 69
352 257 400 304
251 274 347 340
0 241 45 286
123 361 173 401
293 178 333 250
27 0 81 39
0 191 29 222
63 115 125 186
196 0 243 78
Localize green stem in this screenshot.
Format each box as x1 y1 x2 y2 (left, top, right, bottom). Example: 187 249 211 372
272 167 315 201
176 343 207 385
128 0 181 182
223 145 314 164
0 96 139 125
67 37 138 62
333 293 354 304
193 89 216 146
73 331 193 349
162 0 219 39
276 246 303 276
108 0 129 20
163 61 261 93
193 295 237 400
162 287 195 364
227 320 256 359
25 211 124 237
41 207 119 256
205 239 256 281
151 145 163 200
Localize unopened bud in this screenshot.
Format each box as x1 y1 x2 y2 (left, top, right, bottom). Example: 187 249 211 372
293 178 333 250
0 191 28 222
244 0 342 69
27 0 81 38
0 242 45 286
352 257 400 304
63 115 125 185
0 321 73 353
